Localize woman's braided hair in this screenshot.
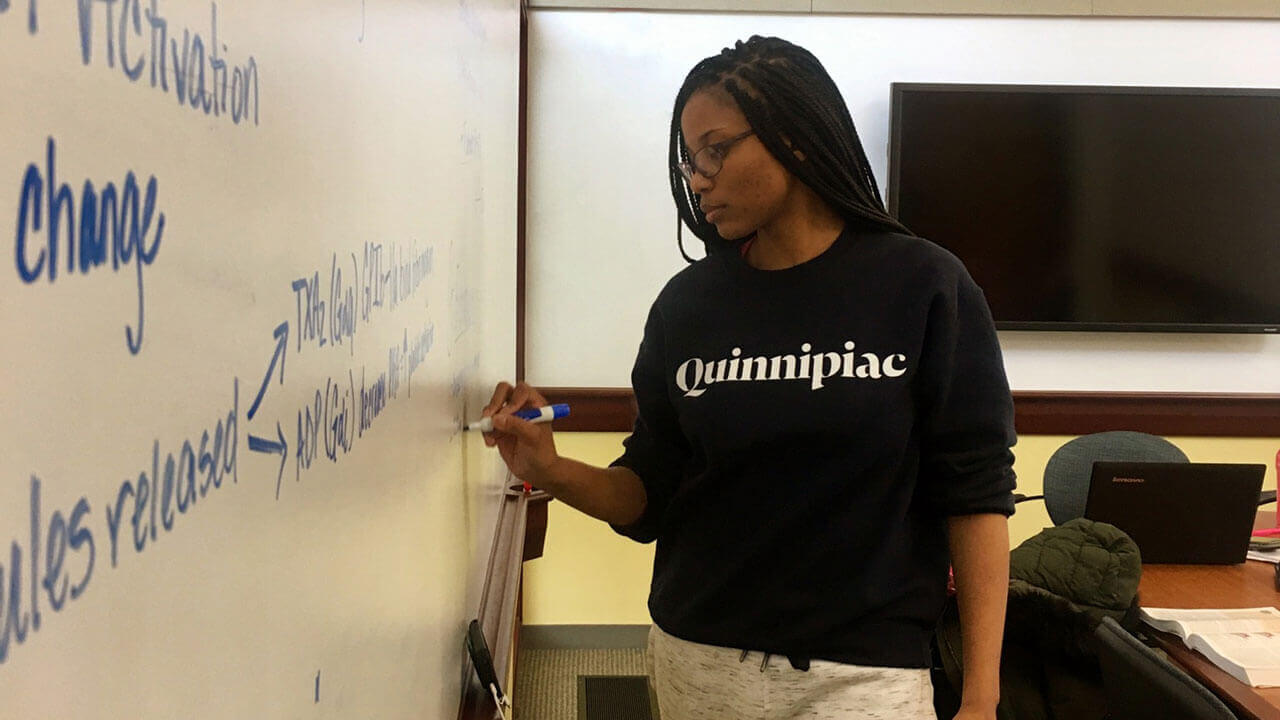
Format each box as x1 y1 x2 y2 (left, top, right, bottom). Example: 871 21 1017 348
670 35 911 261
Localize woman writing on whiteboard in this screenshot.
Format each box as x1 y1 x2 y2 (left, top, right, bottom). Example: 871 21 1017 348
483 36 1014 720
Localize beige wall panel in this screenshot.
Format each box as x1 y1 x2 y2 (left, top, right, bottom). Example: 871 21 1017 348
813 0 1090 15
530 0 811 11
1092 0 1280 18
522 433 656 626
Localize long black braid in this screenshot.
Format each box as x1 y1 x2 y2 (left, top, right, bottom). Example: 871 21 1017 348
670 36 912 262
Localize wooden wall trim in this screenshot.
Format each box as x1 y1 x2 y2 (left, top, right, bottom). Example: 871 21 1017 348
458 480 528 720
541 387 1280 437
542 387 638 432
523 491 553 562
1014 391 1280 436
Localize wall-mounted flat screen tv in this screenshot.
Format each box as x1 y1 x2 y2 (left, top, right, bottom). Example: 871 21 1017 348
887 83 1280 333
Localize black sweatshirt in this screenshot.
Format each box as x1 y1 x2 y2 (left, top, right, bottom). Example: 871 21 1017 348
610 227 1017 669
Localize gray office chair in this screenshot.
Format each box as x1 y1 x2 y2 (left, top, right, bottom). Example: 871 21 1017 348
1013 431 1189 526
1093 616 1237 720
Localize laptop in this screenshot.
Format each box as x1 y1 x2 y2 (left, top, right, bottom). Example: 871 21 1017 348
1085 461 1266 564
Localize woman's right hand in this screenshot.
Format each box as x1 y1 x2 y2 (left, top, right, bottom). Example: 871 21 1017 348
482 381 560 488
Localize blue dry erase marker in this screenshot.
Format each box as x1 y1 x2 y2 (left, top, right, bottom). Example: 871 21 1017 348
466 403 570 432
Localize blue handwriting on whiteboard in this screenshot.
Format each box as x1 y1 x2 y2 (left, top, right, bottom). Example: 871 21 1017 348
14 137 165 355
386 324 434 400
293 244 434 359
329 253 356 354
0 0 39 32
247 321 290 497
104 379 239 568
77 0 259 126
358 365 387 436
292 272 327 352
247 321 289 421
295 371 357 484
360 242 388 323
1 380 238 667
284 324 433 496
404 323 433 397
0 477 94 665
249 422 287 500
389 244 433 309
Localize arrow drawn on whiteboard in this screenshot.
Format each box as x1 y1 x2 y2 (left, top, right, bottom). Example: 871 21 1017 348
248 422 289 500
358 0 365 42
248 322 289 421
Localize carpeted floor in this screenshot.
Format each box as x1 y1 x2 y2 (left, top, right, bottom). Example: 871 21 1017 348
513 648 647 720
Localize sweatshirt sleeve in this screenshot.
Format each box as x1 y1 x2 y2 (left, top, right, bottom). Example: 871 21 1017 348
915 261 1018 517
609 301 690 543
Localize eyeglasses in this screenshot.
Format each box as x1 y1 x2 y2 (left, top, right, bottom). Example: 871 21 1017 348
676 129 755 183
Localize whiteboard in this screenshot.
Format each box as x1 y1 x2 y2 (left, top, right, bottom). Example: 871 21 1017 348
527 11 1280 393
0 1 517 718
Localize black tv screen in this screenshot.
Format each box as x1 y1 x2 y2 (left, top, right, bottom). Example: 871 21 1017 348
887 83 1280 333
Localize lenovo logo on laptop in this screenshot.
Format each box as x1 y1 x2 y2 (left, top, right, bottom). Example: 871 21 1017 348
1112 477 1145 484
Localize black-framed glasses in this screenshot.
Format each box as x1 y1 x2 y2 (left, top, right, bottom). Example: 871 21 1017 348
676 129 755 183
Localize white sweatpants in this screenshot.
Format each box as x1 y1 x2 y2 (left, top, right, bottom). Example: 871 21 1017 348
645 624 935 720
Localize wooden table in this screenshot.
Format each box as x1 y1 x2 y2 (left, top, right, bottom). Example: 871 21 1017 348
1139 561 1280 720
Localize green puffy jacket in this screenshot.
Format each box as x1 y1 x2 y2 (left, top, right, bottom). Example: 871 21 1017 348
937 518 1143 720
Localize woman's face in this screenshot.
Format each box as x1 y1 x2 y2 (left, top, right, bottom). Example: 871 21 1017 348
679 88 794 241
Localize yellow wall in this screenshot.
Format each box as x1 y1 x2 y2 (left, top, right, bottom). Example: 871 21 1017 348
522 433 1279 626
